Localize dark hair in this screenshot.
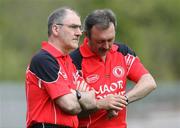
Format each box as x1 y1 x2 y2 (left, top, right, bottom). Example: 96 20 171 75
47 7 80 36
84 9 117 38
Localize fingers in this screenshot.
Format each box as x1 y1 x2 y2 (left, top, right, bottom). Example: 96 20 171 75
110 95 128 107
107 110 119 119
98 94 128 110
109 104 123 111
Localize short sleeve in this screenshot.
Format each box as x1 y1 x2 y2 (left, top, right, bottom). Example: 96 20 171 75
30 50 59 82
29 50 71 99
116 43 149 83
127 56 149 83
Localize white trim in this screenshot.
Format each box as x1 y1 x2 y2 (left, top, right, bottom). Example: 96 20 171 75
87 115 92 128
38 79 42 88
27 68 61 84
53 102 57 124
125 54 136 74
42 123 45 128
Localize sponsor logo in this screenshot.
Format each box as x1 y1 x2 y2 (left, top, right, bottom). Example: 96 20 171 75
113 66 125 78
86 74 99 84
91 80 125 99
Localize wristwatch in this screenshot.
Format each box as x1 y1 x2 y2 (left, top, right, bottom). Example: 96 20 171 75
125 95 129 104
75 90 81 100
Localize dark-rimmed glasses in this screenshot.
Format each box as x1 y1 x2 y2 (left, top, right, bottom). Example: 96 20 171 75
56 23 83 31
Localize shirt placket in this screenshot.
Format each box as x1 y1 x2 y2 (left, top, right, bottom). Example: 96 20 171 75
62 56 74 88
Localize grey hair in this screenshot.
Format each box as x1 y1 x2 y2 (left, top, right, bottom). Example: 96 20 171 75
84 9 117 38
47 7 80 36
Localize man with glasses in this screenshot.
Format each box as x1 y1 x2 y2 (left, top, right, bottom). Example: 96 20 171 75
25 7 98 128
70 9 157 128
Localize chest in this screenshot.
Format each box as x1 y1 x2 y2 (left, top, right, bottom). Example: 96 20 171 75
82 53 128 97
57 57 77 89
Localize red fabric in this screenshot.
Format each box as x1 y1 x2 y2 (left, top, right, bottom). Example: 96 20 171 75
78 38 148 128
26 42 78 128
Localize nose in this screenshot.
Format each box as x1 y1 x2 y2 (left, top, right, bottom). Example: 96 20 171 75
75 28 82 36
103 42 110 49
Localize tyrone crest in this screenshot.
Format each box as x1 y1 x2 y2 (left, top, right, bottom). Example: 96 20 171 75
113 66 125 78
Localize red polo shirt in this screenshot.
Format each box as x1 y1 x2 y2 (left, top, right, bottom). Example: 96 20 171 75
25 42 79 128
77 38 148 128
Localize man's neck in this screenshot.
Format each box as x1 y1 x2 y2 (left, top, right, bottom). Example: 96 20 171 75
48 38 69 55
101 55 106 62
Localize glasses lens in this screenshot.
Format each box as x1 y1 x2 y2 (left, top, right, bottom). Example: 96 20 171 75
56 24 82 31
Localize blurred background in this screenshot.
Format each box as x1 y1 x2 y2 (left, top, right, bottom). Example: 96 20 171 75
0 0 179 127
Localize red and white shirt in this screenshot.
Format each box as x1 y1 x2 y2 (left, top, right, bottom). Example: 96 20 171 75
25 42 79 128
70 38 148 128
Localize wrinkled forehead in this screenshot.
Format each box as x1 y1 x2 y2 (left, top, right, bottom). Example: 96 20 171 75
91 23 115 39
62 10 81 25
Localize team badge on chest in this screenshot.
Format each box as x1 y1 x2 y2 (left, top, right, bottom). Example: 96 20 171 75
113 66 125 78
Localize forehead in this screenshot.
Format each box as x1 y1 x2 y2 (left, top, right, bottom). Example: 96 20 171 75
62 10 81 25
91 23 115 40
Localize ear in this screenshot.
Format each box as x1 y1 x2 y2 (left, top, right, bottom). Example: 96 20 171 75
52 24 60 36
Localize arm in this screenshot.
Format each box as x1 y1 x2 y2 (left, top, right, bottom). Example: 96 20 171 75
76 80 127 111
126 73 157 104
55 93 82 115
96 94 127 110
78 93 128 118
30 53 82 115
107 73 156 119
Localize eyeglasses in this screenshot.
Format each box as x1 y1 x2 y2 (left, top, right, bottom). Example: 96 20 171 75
56 23 83 31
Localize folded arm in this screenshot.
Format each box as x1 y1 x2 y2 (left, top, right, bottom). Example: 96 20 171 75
55 93 82 115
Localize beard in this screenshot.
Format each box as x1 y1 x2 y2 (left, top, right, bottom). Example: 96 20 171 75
97 48 109 56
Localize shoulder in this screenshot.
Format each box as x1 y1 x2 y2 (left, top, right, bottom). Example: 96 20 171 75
30 49 59 70
29 49 59 81
114 42 136 57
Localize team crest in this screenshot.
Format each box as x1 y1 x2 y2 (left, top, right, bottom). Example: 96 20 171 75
86 74 99 84
113 66 125 78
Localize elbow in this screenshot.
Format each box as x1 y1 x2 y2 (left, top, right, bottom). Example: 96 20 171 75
146 73 157 91
151 81 157 91
149 77 157 91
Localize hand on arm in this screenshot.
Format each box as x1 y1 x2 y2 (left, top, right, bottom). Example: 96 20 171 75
77 93 128 119
75 80 128 118
96 94 128 110
96 94 128 119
